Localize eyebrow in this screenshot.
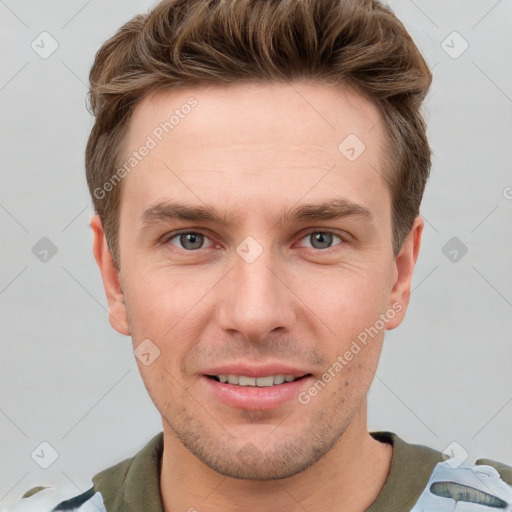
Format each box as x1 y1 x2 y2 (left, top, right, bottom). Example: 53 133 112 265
139 197 374 229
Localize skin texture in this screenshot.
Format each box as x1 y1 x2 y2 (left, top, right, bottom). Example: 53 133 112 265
91 81 423 512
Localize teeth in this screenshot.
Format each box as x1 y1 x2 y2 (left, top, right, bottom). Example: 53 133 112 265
239 376 256 386
216 374 298 386
227 374 238 385
255 376 274 387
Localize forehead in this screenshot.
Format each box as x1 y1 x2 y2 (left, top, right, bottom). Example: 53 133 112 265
127 81 384 154
121 81 389 223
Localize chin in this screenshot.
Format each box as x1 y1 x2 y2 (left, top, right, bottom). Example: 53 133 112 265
199 450 318 480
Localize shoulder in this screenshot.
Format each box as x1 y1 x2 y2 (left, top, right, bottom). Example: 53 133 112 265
375 431 512 484
392 432 512 512
410 458 512 511
475 457 512 485
369 431 512 512
3 433 163 512
3 457 135 512
2 455 135 512
2 481 106 512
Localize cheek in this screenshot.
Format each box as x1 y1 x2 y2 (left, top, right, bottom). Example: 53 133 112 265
306 267 388 331
123 266 211 359
127 262 189 310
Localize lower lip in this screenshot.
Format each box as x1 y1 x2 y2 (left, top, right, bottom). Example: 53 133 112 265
201 375 313 410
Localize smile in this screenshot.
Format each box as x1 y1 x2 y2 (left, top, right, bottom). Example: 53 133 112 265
202 374 314 410
208 374 309 386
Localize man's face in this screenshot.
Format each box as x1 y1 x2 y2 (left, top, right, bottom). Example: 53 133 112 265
97 82 419 479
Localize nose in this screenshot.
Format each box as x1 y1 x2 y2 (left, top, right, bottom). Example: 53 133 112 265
216 242 296 343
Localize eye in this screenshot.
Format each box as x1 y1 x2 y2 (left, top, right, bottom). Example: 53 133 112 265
297 231 344 250
162 229 346 253
165 231 216 251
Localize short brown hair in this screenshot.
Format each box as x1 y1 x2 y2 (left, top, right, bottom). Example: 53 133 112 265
86 0 432 268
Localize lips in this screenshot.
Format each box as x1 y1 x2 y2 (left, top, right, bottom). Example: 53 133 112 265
200 364 314 410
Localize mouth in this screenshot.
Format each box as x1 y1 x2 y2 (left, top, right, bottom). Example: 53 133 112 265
206 374 312 386
202 373 314 410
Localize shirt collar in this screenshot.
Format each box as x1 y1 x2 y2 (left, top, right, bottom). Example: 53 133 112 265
92 430 443 512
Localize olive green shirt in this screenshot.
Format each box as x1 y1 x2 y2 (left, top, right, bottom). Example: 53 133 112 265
18 431 512 511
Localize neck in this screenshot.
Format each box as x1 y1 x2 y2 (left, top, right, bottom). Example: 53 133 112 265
160 401 392 512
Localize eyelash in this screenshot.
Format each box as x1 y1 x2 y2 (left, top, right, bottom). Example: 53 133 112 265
161 229 347 253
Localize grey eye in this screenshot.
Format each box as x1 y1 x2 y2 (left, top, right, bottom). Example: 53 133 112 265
299 232 342 250
169 232 212 251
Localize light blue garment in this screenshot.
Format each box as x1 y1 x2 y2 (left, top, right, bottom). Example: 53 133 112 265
410 460 512 511
0 480 105 512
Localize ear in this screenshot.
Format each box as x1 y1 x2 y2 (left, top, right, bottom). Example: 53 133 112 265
385 215 423 330
90 214 130 336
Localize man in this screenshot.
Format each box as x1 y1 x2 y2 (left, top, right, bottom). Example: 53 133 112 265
7 0 512 511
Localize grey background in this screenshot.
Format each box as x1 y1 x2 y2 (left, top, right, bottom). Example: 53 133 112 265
1 0 511 507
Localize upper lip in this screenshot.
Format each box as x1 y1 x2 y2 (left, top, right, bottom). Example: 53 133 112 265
202 363 311 378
